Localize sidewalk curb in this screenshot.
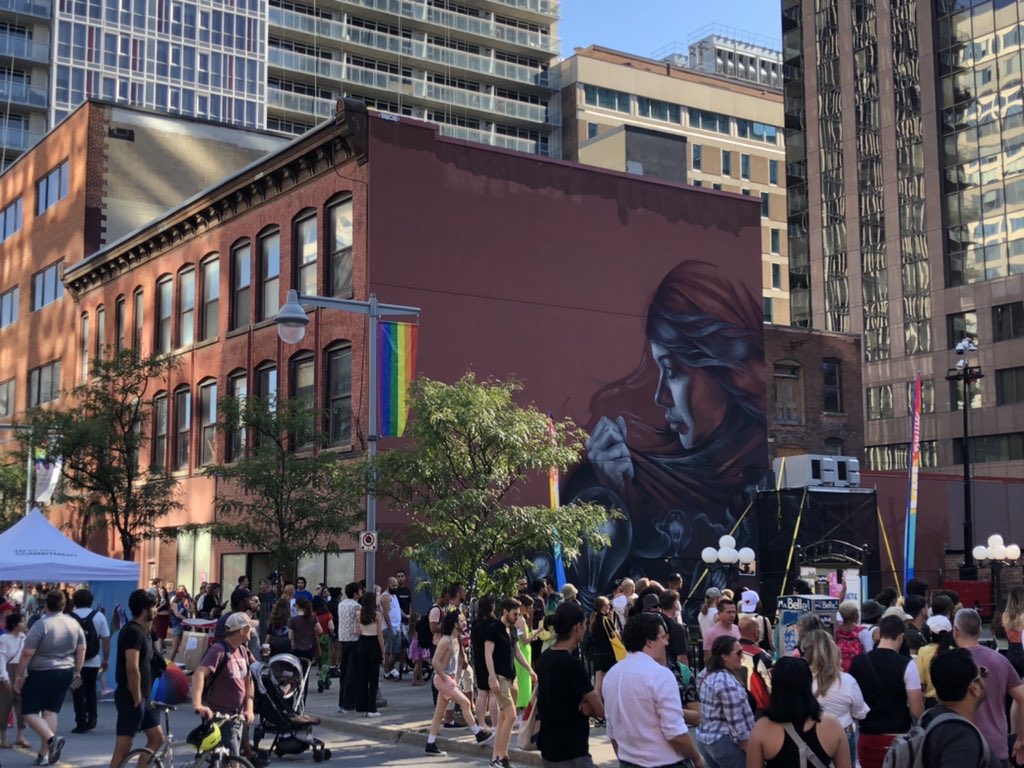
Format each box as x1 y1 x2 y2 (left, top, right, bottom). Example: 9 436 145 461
316 713 547 767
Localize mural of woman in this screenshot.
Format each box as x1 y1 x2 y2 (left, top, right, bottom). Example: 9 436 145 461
565 260 767 612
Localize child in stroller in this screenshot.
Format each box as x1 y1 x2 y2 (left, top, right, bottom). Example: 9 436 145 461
251 654 331 762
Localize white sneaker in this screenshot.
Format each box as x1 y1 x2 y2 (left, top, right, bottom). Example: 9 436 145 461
365 711 382 718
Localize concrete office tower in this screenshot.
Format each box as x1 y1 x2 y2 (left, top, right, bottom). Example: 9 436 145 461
557 35 789 324
784 0 1024 477
0 0 559 167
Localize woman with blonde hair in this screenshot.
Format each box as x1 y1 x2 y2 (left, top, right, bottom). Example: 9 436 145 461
1003 586 1024 677
800 629 867 763
698 587 721 638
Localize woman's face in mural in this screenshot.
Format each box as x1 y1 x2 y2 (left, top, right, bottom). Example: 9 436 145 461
651 342 729 450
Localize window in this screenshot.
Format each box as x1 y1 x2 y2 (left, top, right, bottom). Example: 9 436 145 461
28 360 60 407
771 228 781 254
688 108 730 134
773 363 802 424
583 84 629 113
693 180 703 187
291 354 315 449
133 288 144 353
763 297 773 323
769 159 779 185
200 257 219 341
722 150 732 176
996 367 1024 406
115 296 126 352
823 359 842 412
32 261 63 310
866 442 939 470
152 392 168 469
905 379 935 414
155 276 172 354
198 380 217 466
947 310 978 347
0 378 13 418
256 363 277 408
0 197 22 244
866 384 894 420
772 264 782 289
95 305 105 357
326 343 352 446
173 386 191 470
36 160 69 216
993 302 1024 342
692 144 702 170
177 268 195 347
953 432 1024 464
0 286 17 328
231 241 251 329
824 438 844 455
637 96 680 123
294 212 317 297
741 153 750 179
950 376 983 410
258 229 280 321
327 197 353 298
761 192 770 217
712 183 722 191
736 119 778 143
80 314 90 381
586 122 598 139
226 369 247 462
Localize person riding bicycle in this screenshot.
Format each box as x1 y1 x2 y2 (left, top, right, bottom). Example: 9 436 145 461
191 613 255 757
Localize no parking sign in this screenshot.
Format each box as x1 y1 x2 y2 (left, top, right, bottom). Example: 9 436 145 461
359 531 378 552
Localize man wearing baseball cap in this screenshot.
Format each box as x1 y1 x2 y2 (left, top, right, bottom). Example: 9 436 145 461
191 613 255 757
738 589 775 656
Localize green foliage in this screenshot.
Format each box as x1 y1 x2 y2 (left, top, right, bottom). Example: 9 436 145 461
0 459 25 531
371 373 612 598
205 394 364 576
21 349 183 559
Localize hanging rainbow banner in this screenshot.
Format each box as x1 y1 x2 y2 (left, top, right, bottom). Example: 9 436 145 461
377 321 418 437
903 372 922 584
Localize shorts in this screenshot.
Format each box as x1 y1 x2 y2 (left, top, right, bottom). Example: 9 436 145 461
495 675 518 711
171 622 185 637
432 672 461 701
115 689 160 736
21 668 74 715
383 627 402 655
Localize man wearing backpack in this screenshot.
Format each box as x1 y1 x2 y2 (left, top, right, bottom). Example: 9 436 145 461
192 613 255 757
69 589 110 734
909 648 997 768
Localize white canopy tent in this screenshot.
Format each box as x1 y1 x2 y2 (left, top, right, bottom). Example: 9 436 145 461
0 507 139 581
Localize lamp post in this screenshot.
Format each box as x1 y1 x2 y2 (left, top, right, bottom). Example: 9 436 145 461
275 289 420 590
946 338 984 580
701 535 757 585
973 535 1021 613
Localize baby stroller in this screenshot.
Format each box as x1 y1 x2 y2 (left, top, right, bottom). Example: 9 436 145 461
252 654 332 762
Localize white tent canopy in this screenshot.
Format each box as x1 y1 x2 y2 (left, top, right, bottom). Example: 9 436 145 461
0 507 139 581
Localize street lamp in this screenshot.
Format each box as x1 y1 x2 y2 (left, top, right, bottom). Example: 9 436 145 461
701 535 757 582
946 338 984 579
972 534 1022 611
275 289 420 590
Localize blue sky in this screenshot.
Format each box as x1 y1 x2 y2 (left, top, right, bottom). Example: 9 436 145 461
557 0 783 59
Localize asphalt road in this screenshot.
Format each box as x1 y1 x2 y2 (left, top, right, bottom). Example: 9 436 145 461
9 698 474 768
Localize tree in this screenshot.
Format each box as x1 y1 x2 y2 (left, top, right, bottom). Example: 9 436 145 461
0 457 25 531
371 373 612 598
205 394 364 576
22 350 183 559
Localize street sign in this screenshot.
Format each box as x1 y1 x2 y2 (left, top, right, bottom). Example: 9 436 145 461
359 530 378 552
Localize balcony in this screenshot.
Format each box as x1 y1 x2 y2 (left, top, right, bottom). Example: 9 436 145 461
438 122 546 155
0 124 43 151
0 80 47 109
483 0 558 19
266 86 336 119
339 0 559 55
0 33 48 64
0 0 50 20
267 46 346 80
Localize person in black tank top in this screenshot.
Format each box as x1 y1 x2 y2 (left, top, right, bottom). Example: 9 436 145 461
747 657 851 768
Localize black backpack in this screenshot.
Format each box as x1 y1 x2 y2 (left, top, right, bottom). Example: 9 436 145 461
73 609 101 659
416 605 439 648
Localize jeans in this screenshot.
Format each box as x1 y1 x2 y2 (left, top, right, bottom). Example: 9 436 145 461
697 735 745 768
71 666 100 728
338 641 358 710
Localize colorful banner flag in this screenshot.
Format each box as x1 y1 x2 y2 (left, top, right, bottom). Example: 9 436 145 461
903 372 922 584
548 417 567 589
376 321 418 437
34 447 61 505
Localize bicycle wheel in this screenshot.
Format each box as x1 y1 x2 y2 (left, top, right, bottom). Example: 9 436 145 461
120 748 165 768
213 755 255 768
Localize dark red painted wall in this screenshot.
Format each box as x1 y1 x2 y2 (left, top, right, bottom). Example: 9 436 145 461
366 117 767 602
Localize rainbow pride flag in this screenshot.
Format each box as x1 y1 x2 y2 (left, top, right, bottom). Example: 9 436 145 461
377 321 418 437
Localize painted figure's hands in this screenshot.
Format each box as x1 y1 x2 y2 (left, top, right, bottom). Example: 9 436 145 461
587 416 634 489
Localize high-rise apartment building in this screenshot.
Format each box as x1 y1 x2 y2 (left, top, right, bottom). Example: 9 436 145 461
557 37 789 323
784 0 1024 477
0 0 559 167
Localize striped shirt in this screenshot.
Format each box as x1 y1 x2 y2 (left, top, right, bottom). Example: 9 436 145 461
696 668 755 745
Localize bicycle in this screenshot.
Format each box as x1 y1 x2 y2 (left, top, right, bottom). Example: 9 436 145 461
118 703 255 768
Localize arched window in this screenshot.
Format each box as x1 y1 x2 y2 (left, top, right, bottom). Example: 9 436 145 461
177 266 195 348
155 275 172 354
225 368 247 462
258 227 281 321
198 378 218 466
173 385 192 471
773 361 803 425
293 209 317 296
133 287 144 355
95 304 106 358
326 195 353 298
325 342 352 447
290 351 315 449
79 312 90 381
115 295 126 353
200 254 219 341
230 239 251 330
152 391 168 470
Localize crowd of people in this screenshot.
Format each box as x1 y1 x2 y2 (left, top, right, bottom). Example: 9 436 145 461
2 573 1024 768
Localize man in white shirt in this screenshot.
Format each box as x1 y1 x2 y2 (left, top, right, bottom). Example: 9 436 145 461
335 582 362 714
69 589 110 734
602 613 705 768
610 578 635 630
